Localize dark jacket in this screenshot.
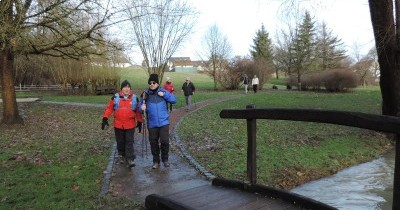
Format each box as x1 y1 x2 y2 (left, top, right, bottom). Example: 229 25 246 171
243 76 249 84
182 82 195 96
140 87 176 128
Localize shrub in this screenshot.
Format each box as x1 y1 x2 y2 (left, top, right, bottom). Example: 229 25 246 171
287 68 358 92
322 69 358 91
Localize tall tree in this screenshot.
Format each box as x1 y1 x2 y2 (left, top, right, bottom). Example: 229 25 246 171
0 0 118 124
201 24 232 90
315 21 347 71
291 11 316 90
250 24 275 85
274 27 296 79
125 0 198 82
368 1 400 117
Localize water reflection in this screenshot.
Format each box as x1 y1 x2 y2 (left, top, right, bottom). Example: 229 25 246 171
291 150 395 210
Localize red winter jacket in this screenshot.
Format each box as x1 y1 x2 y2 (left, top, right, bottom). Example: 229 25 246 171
163 82 174 93
102 90 143 130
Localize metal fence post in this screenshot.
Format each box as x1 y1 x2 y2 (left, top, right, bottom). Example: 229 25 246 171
246 104 257 184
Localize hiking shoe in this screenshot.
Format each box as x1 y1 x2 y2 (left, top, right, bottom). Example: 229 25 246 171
163 161 170 167
128 159 135 168
152 163 160 169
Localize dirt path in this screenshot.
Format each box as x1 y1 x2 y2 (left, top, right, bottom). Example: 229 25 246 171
103 94 244 205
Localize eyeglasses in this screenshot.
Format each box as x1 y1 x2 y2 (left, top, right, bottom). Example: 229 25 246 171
148 81 157 85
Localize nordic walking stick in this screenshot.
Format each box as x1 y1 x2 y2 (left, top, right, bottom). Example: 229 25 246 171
192 94 196 109
141 91 148 158
141 118 145 158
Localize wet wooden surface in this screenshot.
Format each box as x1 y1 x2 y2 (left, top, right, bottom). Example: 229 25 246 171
163 184 303 210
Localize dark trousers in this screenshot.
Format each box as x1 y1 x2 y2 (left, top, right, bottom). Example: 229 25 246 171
253 85 258 93
114 128 135 161
148 125 169 163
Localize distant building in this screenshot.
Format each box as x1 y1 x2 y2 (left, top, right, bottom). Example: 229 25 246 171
167 57 206 72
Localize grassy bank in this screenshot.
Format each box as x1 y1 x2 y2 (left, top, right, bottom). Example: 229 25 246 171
0 103 142 209
177 87 392 189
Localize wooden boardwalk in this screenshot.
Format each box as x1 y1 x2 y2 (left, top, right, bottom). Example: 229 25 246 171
145 178 338 210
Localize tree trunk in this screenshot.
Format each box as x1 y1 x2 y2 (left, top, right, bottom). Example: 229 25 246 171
369 0 400 116
0 48 23 124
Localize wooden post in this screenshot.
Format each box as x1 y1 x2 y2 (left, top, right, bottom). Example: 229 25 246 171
393 131 400 209
246 104 257 184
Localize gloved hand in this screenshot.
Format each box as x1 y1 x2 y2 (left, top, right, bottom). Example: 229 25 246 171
158 91 164 97
101 117 109 130
136 121 143 133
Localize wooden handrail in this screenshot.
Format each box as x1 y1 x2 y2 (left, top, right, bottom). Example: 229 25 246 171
220 106 400 209
220 108 400 134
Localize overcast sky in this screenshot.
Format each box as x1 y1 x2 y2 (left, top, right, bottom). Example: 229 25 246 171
130 0 374 64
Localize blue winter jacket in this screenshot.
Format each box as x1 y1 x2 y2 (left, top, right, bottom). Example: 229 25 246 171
140 87 177 128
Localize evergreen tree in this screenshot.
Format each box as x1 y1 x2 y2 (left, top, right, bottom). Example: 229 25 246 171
291 11 316 89
250 24 274 61
249 24 274 87
315 22 347 71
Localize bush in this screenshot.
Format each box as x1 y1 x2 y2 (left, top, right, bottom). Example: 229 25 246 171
287 68 358 92
322 69 358 91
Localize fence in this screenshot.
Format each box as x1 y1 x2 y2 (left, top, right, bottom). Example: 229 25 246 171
220 105 400 209
14 84 72 91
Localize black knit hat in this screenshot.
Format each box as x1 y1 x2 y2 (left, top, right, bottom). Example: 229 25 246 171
148 74 159 84
120 80 131 89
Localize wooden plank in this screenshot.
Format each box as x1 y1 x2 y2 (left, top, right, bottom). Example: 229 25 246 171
165 185 226 201
220 108 400 134
167 185 237 208
164 185 298 210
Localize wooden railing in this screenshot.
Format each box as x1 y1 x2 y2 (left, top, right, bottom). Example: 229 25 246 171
14 84 71 91
220 105 400 210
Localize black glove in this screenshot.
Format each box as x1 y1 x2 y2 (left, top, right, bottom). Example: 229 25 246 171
101 117 109 130
136 121 142 133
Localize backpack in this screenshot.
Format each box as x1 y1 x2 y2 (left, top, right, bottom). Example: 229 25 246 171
113 93 138 111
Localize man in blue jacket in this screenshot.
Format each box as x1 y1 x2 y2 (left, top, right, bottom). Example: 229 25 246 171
140 74 177 169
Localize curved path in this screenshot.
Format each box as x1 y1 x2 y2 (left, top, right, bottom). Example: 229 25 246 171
101 94 244 205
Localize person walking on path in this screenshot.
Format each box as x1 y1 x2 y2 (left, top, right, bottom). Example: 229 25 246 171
242 74 249 94
181 77 195 111
140 74 177 169
163 76 175 113
252 75 259 93
101 80 142 168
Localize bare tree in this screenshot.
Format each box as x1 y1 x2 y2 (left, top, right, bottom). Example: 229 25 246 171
201 24 232 90
0 0 121 124
124 0 198 82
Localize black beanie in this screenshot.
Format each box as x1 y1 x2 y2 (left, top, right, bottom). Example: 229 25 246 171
120 80 131 89
148 74 159 84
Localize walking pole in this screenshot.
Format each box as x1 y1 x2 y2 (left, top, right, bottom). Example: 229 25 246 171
192 94 196 109
141 118 145 158
141 91 148 158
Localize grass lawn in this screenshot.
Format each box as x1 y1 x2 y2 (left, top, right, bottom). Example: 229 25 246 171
177 87 392 189
0 103 142 209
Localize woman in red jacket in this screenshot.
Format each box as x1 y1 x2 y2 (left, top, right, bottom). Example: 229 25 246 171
163 76 175 112
101 80 142 168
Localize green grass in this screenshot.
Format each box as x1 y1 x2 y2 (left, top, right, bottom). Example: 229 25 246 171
177 87 391 189
0 104 141 209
